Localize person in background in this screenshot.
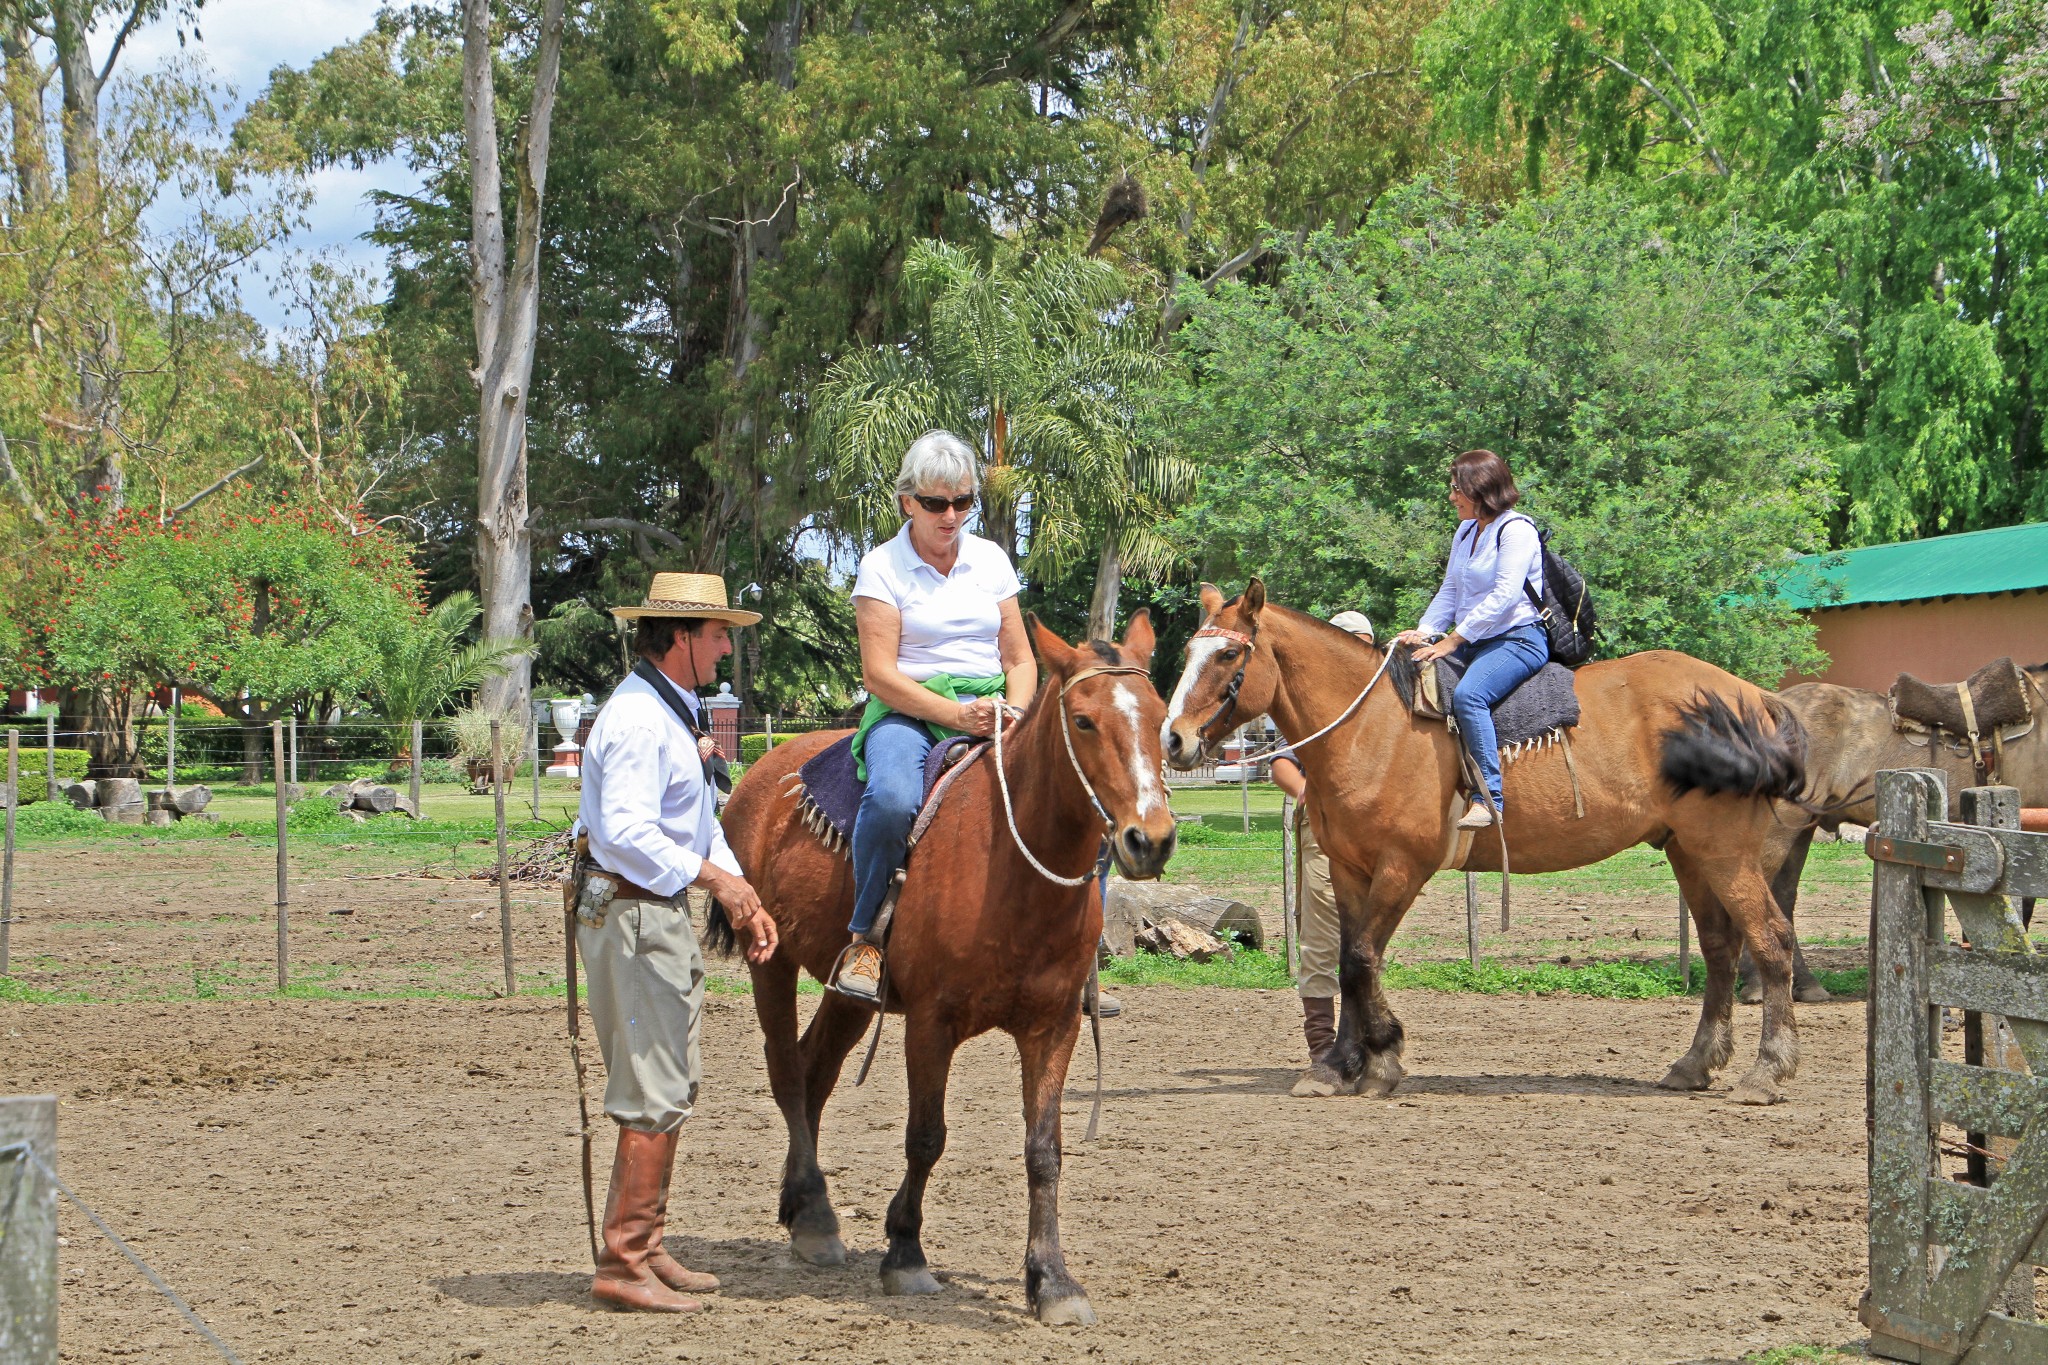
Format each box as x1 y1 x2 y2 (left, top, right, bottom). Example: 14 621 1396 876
1266 609 1374 1098
1392 448 1549 830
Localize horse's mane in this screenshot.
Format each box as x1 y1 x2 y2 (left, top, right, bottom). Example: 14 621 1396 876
1242 600 1410 706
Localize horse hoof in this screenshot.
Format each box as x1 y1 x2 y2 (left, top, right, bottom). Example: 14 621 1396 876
1351 1057 1405 1098
1737 983 1763 1006
1290 1063 1341 1098
880 1266 941 1296
1657 1062 1711 1092
1795 982 1833 1004
1729 1070 1782 1106
790 1228 848 1267
1035 1292 1097 1328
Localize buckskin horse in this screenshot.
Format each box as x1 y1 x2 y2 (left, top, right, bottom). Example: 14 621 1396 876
708 614 1176 1326
1162 582 1811 1105
1736 663 2048 1003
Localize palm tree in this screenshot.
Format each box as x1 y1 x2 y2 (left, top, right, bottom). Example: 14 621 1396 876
370 592 530 760
812 239 1191 638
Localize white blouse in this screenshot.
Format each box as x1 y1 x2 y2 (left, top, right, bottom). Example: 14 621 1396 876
1419 512 1544 643
576 672 741 897
852 524 1021 680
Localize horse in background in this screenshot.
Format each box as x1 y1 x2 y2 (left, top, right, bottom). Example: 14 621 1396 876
1740 664 2048 1002
1163 581 1812 1105
710 614 1176 1327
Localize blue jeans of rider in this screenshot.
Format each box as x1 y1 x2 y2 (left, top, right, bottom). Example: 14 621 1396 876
1449 622 1550 813
848 713 934 936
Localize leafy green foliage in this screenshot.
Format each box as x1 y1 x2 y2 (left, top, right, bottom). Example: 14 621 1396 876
369 590 529 752
1157 182 1835 681
0 745 89 803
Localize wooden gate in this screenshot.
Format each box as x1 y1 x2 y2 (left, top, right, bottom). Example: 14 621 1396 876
1865 769 2048 1362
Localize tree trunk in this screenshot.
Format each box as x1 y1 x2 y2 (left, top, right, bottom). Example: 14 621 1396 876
239 718 264 787
1 20 52 209
463 0 567 720
1087 536 1122 642
49 0 98 198
50 0 122 509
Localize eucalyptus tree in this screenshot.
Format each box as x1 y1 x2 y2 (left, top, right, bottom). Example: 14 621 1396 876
812 238 1189 639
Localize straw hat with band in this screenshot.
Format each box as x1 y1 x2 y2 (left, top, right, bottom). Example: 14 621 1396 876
610 572 761 627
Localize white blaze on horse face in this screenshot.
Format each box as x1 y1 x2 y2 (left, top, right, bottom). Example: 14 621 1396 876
1113 683 1162 817
1163 636 1226 741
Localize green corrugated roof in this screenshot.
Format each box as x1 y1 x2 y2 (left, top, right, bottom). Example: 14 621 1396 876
1776 521 2048 610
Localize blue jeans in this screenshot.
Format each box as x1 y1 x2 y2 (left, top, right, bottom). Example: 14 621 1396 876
1449 623 1549 811
849 713 933 935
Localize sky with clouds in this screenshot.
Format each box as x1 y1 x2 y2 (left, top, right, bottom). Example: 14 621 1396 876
105 0 417 331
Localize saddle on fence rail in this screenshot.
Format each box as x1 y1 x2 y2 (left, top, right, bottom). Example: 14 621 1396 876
781 732 989 859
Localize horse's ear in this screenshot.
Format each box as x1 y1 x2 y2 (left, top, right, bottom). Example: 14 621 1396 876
1244 578 1267 618
1028 612 1078 673
1120 608 1156 665
1198 582 1223 620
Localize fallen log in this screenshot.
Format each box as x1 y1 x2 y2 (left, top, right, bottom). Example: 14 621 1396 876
1135 916 1232 962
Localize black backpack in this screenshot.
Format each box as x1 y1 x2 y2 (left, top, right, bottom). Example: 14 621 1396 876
1519 523 1598 666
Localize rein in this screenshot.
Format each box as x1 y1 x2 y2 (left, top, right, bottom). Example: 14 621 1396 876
1188 621 1396 764
994 663 1154 887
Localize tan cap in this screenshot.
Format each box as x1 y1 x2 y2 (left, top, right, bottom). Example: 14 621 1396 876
609 572 762 626
1328 609 1374 639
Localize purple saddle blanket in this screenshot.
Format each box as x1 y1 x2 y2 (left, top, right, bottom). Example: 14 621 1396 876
796 732 982 846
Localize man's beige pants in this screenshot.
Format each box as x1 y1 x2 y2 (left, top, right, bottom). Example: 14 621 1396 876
577 897 705 1133
1295 813 1340 1000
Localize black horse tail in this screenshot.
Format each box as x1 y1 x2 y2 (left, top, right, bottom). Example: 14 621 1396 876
703 897 739 958
1659 691 1808 803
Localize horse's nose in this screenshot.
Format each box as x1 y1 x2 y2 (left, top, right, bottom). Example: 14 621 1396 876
1118 823 1174 878
1164 727 1189 768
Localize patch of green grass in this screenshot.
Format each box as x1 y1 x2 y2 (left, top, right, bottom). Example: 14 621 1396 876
1745 1345 1863 1365
0 975 90 1004
1101 947 1294 989
1384 956 1698 998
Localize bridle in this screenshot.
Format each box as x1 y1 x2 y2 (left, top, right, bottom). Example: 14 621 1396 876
994 662 1156 887
1191 622 1259 749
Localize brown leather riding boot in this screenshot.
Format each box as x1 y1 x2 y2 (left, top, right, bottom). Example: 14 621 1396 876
645 1130 720 1295
591 1128 703 1313
1301 996 1336 1063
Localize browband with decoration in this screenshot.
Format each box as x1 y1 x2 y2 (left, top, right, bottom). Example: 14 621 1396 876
1192 625 1255 650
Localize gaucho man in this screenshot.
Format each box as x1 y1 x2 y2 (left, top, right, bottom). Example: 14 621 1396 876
571 571 779 1312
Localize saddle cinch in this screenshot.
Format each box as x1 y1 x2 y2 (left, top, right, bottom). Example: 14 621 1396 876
1888 656 2040 781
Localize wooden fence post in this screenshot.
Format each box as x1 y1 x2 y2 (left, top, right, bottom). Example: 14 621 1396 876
1238 726 1251 834
0 1093 58 1364
43 714 54 800
3 730 16 977
1279 796 1295 978
409 720 424 819
165 686 176 790
1678 894 1690 991
529 711 541 821
287 714 298 788
492 721 515 996
1466 871 1480 966
273 721 289 993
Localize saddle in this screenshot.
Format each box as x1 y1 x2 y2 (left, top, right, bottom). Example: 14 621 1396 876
783 732 989 859
1396 650 1583 753
1889 656 2037 780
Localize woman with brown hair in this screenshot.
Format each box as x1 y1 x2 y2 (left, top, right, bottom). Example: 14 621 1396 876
1392 449 1550 829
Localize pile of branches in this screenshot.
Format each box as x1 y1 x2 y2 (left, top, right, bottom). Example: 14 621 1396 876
471 828 577 886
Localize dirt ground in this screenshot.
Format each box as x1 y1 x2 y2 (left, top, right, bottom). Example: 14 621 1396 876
2 843 1883 1365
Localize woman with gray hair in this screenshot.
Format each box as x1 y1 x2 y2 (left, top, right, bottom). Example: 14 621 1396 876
830 430 1035 1001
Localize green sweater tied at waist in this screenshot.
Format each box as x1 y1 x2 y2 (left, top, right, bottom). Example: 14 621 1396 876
851 673 1008 781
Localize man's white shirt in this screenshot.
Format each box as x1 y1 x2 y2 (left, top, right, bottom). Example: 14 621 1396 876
577 670 740 897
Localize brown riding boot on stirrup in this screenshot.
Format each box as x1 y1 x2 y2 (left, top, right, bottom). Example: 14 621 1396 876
591 1128 704 1313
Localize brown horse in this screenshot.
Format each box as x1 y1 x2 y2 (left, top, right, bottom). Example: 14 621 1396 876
1162 582 1811 1105
1737 665 2048 1002
709 614 1176 1326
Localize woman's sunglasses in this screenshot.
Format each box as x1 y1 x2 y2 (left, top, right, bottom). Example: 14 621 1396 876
912 492 976 514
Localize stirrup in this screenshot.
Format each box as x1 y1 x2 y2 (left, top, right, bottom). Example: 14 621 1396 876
829 939 886 1004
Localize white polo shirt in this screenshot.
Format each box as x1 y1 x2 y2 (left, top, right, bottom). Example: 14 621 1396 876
576 671 741 897
852 524 1021 680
